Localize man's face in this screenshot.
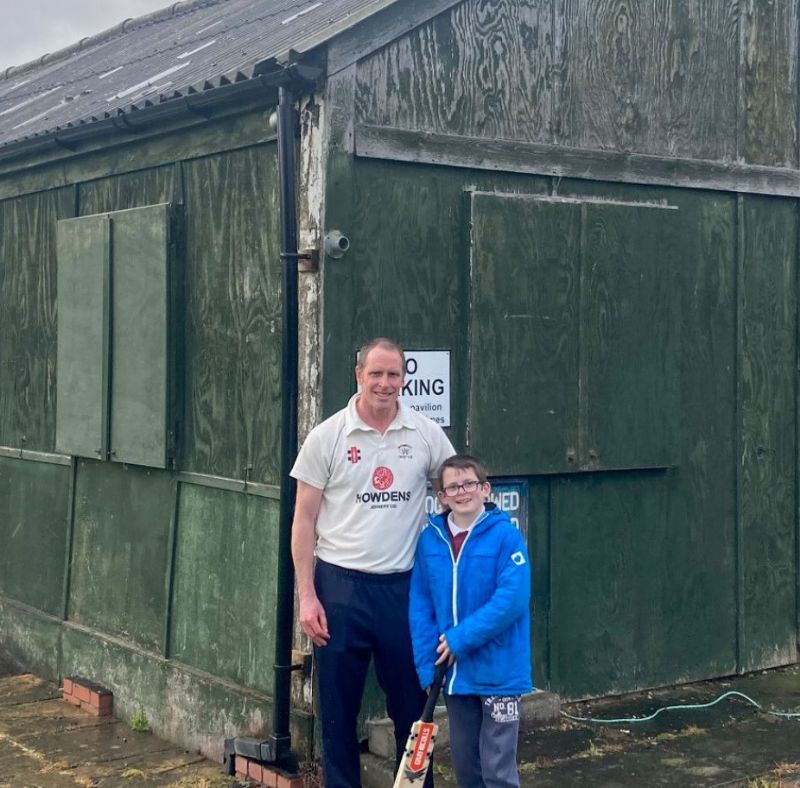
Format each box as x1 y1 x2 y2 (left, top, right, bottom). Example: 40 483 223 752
356 346 405 412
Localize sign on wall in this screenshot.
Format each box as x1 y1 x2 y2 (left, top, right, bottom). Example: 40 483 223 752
401 350 450 427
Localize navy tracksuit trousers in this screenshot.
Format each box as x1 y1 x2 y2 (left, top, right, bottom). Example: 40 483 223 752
314 559 434 788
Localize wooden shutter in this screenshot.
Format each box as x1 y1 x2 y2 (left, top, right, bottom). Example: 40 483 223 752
56 215 111 459
110 204 171 468
469 193 679 474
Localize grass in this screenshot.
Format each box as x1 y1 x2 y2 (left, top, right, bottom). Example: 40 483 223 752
653 724 706 742
165 778 237 788
128 708 151 733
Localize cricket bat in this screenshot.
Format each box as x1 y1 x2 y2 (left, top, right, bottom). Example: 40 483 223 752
393 662 448 787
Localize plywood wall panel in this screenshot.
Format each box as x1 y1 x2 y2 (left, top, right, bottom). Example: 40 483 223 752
181 146 281 482
356 0 556 144
739 195 797 671
0 188 75 451
740 0 798 167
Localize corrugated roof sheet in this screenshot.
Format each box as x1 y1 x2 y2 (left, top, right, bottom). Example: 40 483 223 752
0 0 396 151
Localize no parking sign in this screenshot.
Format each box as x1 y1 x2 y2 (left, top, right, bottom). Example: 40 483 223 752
401 350 450 427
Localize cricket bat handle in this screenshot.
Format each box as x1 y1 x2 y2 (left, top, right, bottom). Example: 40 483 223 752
421 662 448 722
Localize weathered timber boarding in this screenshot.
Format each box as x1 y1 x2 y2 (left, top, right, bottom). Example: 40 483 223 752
0 105 305 761
1 189 75 451
1 0 800 767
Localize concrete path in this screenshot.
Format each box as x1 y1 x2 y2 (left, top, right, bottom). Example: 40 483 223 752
0 655 233 788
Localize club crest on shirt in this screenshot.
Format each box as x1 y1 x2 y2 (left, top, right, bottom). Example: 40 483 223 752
397 443 414 459
347 446 361 464
372 466 394 490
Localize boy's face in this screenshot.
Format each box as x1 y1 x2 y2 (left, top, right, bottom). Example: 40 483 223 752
438 467 491 522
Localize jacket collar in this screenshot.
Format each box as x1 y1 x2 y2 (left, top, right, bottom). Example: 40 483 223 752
428 501 500 536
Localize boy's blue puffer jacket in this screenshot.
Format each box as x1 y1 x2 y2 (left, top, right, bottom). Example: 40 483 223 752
409 503 533 696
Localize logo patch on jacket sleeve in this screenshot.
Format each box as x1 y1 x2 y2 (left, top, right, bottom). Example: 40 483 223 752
510 551 526 566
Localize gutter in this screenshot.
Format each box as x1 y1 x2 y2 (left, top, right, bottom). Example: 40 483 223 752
0 61 321 167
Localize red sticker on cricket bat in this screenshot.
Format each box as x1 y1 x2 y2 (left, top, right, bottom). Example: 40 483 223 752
409 722 436 771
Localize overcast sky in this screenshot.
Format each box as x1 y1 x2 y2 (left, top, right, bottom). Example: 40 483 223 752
1 0 173 70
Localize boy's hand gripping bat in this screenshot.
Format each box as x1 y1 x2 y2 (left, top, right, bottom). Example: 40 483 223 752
393 662 448 787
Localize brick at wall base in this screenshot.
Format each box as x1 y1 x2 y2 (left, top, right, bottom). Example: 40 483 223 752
60 676 113 718
234 755 303 788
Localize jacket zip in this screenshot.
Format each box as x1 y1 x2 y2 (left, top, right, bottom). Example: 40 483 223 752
430 511 489 694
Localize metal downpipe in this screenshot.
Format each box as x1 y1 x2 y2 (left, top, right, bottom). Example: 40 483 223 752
272 83 300 765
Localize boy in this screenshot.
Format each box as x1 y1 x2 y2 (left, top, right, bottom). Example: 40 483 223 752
409 454 532 788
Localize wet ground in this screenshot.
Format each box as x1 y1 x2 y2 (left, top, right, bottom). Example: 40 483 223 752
436 665 800 787
0 653 232 788
3 648 799 787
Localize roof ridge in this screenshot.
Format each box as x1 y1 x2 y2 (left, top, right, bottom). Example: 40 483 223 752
1 0 225 83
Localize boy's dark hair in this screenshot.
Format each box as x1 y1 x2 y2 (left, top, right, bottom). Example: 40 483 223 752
437 454 489 487
356 337 406 370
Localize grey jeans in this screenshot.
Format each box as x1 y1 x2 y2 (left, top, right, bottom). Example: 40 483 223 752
444 694 521 788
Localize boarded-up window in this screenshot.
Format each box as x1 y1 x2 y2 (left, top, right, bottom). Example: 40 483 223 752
468 193 679 474
56 204 176 468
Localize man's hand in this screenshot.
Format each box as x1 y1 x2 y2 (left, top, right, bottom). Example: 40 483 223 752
435 633 455 666
298 593 330 647
291 481 328 646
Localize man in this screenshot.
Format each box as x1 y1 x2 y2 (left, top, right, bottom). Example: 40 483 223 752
291 338 455 788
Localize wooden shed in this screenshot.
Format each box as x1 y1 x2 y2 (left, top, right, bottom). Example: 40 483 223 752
1 0 798 766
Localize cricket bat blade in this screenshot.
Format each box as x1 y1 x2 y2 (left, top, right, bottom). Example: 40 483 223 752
392 663 448 788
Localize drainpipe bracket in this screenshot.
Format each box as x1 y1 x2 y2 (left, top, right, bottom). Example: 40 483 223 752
290 649 313 676
280 249 318 273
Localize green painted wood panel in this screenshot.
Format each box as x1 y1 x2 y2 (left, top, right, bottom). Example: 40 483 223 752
327 164 747 697
322 156 550 446
671 189 738 679
0 599 62 680
528 476 551 688
79 165 181 215
555 180 740 686
110 204 171 468
55 215 110 460
0 107 273 202
469 194 580 472
468 193 678 474
0 188 74 451
582 201 680 469
549 471 674 697
69 459 174 652
168 483 279 693
0 457 70 615
739 195 797 671
181 146 282 482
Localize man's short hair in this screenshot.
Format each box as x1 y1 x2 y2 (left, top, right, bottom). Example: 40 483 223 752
437 454 489 487
356 337 406 370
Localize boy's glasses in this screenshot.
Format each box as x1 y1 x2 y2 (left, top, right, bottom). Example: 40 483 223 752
442 480 482 497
